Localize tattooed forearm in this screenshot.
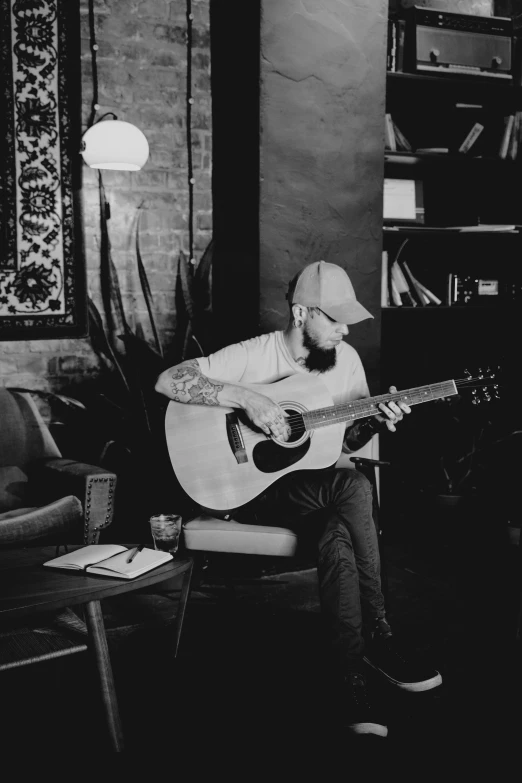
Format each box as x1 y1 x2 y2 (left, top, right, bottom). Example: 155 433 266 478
168 360 224 406
155 359 245 409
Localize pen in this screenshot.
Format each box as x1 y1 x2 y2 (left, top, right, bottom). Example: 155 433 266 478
126 544 144 564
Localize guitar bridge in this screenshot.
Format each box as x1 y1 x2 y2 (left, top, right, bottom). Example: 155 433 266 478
225 412 248 464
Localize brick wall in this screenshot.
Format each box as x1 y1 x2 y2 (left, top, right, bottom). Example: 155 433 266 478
0 0 211 399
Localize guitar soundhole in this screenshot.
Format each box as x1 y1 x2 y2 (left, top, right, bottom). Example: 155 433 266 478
252 438 311 473
286 410 305 442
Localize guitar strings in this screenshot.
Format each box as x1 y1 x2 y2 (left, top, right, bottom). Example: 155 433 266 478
277 379 495 429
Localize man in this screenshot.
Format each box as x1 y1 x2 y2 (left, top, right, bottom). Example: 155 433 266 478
155 260 442 737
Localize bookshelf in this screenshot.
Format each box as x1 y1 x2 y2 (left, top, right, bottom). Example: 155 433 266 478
382 70 522 378
379 61 522 540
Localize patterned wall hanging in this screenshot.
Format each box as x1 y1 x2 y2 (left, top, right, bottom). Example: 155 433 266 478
0 0 86 340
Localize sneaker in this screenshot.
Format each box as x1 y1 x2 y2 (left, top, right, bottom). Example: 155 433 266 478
363 621 442 693
342 673 388 737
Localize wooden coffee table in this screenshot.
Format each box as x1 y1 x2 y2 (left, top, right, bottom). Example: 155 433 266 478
0 546 194 752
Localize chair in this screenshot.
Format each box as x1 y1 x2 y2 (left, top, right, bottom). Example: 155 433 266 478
0 388 116 547
182 437 386 580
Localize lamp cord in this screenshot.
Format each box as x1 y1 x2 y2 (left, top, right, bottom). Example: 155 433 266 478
186 0 195 266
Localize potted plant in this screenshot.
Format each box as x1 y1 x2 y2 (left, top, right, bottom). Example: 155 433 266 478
428 384 520 530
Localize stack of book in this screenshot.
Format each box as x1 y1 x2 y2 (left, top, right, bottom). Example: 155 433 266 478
382 250 442 308
387 16 406 73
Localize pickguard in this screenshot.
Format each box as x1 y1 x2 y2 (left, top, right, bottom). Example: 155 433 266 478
252 438 311 473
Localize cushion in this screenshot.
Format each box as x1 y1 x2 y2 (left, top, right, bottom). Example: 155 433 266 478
0 389 61 469
0 495 83 544
183 514 298 557
0 466 30 512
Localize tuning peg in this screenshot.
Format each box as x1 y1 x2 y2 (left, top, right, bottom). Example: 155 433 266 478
463 368 472 379
472 397 480 405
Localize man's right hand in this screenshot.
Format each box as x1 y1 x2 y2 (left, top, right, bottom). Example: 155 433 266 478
239 388 291 441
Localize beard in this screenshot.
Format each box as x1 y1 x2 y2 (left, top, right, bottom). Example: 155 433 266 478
302 325 338 373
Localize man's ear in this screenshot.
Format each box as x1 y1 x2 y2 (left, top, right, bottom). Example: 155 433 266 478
292 304 307 322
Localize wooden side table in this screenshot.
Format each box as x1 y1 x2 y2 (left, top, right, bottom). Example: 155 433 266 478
0 546 194 752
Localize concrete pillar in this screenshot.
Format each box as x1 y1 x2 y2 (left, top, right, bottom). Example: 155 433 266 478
259 0 387 391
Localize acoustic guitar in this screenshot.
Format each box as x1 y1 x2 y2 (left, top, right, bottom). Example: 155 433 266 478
165 370 498 511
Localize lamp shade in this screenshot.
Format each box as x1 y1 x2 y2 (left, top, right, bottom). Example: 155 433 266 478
81 120 149 170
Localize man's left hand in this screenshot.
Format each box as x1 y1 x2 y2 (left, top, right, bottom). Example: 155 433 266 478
376 386 411 432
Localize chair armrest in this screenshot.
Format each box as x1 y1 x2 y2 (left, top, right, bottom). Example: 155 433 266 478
30 458 117 544
350 457 391 468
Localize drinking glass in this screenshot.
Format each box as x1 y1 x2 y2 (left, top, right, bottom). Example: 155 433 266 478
149 513 182 555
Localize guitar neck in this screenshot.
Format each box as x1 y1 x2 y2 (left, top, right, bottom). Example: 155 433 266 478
302 380 458 430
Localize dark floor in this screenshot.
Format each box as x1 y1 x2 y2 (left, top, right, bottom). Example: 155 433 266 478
2 516 521 760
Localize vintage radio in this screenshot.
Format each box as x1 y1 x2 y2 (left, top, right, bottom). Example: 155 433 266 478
448 275 522 306
404 6 513 80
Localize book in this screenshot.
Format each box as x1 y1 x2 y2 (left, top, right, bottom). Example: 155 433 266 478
515 111 522 160
387 17 406 73
458 122 484 154
454 224 517 232
381 251 389 307
387 18 396 71
384 113 396 151
392 119 412 152
395 19 406 73
389 277 403 307
391 262 416 306
415 148 449 154
508 112 520 160
414 278 442 306
398 259 427 306
43 544 173 580
499 114 515 159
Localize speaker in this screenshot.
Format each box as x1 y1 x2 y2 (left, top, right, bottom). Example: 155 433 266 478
406 6 513 80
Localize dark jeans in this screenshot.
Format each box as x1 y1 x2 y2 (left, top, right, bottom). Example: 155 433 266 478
235 467 387 674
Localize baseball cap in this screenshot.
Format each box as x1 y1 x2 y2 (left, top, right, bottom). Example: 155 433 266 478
290 261 374 325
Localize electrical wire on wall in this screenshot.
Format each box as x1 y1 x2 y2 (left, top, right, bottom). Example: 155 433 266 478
86 0 99 129
85 0 132 352
185 0 195 266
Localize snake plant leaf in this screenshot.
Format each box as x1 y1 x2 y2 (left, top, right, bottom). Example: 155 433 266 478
98 171 132 343
135 201 163 358
88 296 130 395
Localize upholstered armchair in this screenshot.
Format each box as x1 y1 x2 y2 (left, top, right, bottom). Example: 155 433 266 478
0 388 116 547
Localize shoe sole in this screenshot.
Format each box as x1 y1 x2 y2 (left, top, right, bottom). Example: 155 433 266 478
363 658 443 692
349 722 388 737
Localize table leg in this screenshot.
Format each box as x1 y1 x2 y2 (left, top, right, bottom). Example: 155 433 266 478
84 600 124 752
167 560 194 658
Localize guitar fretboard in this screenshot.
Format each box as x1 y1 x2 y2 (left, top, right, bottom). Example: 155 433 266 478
302 380 457 430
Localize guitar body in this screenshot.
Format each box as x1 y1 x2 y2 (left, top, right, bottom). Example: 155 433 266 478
165 366 497 510
165 374 345 510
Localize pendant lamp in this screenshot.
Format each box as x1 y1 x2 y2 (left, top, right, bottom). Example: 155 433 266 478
81 118 149 171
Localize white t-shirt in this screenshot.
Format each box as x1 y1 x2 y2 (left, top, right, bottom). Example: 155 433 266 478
195 331 370 406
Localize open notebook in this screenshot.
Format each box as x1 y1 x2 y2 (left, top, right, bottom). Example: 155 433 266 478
43 544 173 579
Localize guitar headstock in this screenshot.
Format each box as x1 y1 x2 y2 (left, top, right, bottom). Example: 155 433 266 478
455 367 501 404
